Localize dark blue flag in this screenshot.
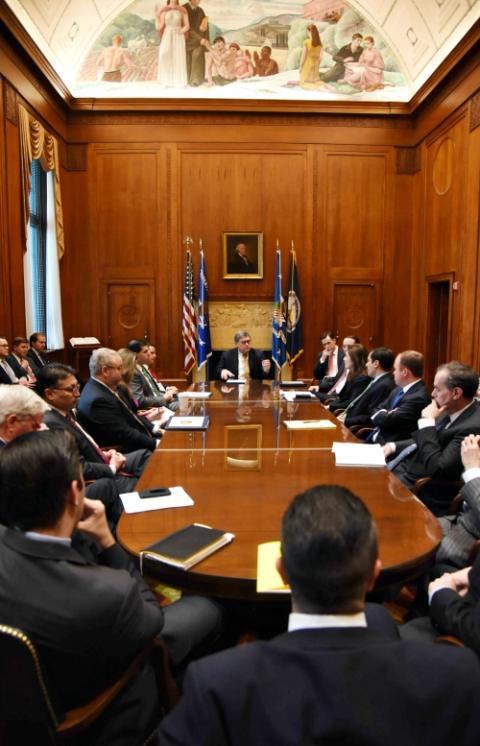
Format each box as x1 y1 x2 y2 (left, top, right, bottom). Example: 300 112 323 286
197 248 212 370
272 247 286 370
286 248 303 365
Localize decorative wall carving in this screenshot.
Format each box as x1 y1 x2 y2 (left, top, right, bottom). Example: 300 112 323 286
395 146 421 174
3 80 17 125
470 91 480 132
432 137 454 196
210 302 272 349
64 143 87 171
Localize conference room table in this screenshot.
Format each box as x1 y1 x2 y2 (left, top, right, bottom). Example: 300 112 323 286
117 381 441 601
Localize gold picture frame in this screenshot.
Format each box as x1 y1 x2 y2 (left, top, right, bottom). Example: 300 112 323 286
223 232 263 279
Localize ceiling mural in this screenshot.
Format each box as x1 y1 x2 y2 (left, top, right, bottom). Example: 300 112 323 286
4 0 480 103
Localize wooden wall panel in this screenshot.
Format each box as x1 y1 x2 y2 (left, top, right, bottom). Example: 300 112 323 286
324 152 387 272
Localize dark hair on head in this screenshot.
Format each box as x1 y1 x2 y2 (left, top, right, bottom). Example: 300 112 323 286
370 347 394 372
352 33 363 40
437 361 479 399
307 24 321 47
0 430 82 531
213 36 225 44
35 363 77 398
127 339 149 354
345 344 368 379
399 350 424 378
29 332 44 345
281 485 377 613
344 335 360 344
12 336 28 347
320 330 336 342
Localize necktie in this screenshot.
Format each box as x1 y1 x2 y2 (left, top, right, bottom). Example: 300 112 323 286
113 388 153 435
141 366 163 395
67 412 110 463
327 369 347 395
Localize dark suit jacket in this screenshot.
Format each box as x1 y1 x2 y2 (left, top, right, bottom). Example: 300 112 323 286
5 354 27 380
159 625 480 746
0 363 15 384
26 348 49 376
0 526 164 743
393 401 480 489
345 373 395 428
215 348 272 381
327 374 371 411
77 378 157 452
430 552 480 655
313 346 345 381
370 380 431 443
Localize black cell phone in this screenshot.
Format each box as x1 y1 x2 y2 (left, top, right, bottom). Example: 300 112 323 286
139 488 171 499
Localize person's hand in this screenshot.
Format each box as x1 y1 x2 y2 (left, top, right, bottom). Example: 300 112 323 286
309 385 319 393
221 368 234 381
106 450 126 471
382 443 395 458
461 434 480 471
77 498 115 550
262 359 271 373
428 573 458 597
421 401 447 420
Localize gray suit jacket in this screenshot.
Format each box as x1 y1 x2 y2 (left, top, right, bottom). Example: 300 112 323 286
437 476 480 567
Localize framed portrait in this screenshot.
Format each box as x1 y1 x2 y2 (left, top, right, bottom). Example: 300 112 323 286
223 232 263 279
224 424 262 471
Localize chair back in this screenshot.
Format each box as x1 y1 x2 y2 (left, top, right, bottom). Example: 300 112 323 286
0 625 63 728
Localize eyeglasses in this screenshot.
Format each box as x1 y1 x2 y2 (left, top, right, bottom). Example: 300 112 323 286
53 384 80 393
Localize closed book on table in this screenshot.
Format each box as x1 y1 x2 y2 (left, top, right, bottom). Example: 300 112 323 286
140 523 234 571
163 416 210 431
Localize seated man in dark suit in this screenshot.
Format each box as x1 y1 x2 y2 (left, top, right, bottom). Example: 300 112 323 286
383 362 480 514
0 384 47 446
128 339 179 411
311 330 345 392
77 348 161 453
0 431 222 745
26 331 51 376
368 349 430 443
343 346 395 427
6 336 37 384
215 331 272 381
159 484 480 746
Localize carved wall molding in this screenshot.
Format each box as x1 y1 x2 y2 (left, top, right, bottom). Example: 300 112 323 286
395 146 421 174
209 302 272 349
63 142 87 171
3 80 17 125
470 90 480 131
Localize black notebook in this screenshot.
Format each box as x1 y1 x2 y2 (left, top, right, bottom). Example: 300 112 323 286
140 523 235 571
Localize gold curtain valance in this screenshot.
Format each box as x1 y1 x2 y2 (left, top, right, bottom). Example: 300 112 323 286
18 104 65 259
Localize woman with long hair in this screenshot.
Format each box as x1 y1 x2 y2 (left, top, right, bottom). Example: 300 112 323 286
326 344 370 411
299 24 323 90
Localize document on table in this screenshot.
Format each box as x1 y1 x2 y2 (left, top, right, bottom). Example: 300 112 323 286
281 390 315 401
332 442 386 467
225 378 246 384
177 391 212 399
283 419 337 430
151 409 175 427
120 486 194 514
256 541 290 593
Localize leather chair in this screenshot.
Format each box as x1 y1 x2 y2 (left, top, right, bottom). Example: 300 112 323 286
0 624 177 744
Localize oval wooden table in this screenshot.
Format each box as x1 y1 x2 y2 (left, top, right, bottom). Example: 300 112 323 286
118 394 441 601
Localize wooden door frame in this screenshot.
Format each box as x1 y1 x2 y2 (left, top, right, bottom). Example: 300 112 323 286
101 277 156 349
329 280 382 347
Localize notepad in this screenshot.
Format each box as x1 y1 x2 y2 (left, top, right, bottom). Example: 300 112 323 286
283 419 336 430
256 541 290 593
163 416 210 431
279 380 307 388
332 442 386 467
177 391 212 399
225 378 247 384
120 486 194 514
140 523 235 571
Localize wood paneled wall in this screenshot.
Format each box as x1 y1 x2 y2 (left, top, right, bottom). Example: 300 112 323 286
1 26 480 380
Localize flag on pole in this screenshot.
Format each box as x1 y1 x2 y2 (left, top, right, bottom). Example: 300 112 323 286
197 245 212 370
286 246 303 365
182 245 197 375
272 246 287 370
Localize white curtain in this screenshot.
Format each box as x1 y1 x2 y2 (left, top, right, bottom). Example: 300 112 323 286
45 171 64 349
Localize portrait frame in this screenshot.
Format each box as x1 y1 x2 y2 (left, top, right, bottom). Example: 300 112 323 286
223 232 263 280
223 424 262 471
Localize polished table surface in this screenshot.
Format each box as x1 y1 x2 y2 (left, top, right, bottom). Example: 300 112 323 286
117 381 441 600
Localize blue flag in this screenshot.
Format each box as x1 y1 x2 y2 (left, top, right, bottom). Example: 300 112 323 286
272 248 286 370
197 249 212 370
286 248 303 365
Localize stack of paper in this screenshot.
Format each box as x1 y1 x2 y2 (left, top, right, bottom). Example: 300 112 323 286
283 419 336 430
177 391 212 399
332 442 386 467
120 486 194 514
281 390 315 401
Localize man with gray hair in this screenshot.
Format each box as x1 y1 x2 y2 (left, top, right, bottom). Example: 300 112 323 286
0 383 47 445
77 348 161 452
215 331 272 381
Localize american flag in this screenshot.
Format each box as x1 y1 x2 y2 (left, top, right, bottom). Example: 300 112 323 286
182 248 197 375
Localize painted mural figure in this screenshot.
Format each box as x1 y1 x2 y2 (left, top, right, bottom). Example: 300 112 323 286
156 0 189 87
341 36 385 91
252 46 279 77
204 36 237 86
299 24 323 90
321 33 363 82
183 0 208 86
230 44 254 80
95 35 137 81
